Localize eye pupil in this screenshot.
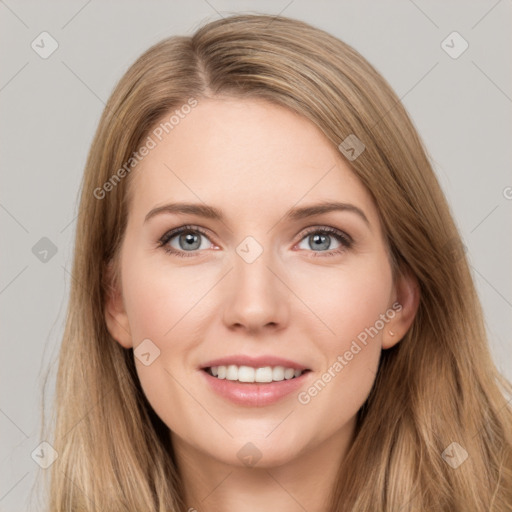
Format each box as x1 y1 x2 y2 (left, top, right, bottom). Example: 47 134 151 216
310 233 330 251
180 232 201 250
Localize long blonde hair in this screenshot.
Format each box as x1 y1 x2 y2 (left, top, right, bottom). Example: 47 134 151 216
38 14 512 511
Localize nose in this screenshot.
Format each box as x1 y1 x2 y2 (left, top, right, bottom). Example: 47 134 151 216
222 243 289 334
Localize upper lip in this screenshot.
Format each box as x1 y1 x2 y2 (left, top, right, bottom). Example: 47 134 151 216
200 355 310 371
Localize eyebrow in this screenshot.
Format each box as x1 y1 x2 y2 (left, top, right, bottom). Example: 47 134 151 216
144 201 370 227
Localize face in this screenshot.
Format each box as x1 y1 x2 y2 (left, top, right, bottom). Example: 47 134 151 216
105 97 417 469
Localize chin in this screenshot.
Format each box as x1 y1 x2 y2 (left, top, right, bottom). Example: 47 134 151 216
210 435 307 469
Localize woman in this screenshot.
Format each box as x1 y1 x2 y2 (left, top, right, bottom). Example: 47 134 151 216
40 13 512 511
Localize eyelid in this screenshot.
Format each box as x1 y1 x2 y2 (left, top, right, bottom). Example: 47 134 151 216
157 224 216 249
298 224 353 244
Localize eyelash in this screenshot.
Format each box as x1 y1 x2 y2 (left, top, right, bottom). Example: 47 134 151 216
157 224 353 258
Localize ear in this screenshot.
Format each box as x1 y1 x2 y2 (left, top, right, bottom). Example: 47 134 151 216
104 259 133 349
382 265 420 350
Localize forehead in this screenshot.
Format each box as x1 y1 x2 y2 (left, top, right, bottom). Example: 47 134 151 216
128 97 379 227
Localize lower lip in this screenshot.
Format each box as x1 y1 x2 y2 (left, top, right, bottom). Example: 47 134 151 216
200 369 311 407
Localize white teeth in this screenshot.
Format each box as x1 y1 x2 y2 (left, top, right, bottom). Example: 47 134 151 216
226 364 238 380
272 366 285 381
254 367 273 382
284 368 295 380
238 366 255 382
208 365 305 383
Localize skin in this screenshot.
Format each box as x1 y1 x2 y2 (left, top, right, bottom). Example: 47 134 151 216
105 97 419 512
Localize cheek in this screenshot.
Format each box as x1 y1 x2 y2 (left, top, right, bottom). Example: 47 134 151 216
120 251 207 427
293 254 392 408
121 250 213 342
291 252 394 346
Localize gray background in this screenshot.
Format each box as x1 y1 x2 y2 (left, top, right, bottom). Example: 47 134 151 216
1 1 511 510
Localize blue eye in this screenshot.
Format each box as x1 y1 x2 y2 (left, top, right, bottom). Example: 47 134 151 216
296 227 352 257
158 225 212 258
157 225 353 258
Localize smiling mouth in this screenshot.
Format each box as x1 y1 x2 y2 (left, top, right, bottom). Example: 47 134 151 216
203 365 311 383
